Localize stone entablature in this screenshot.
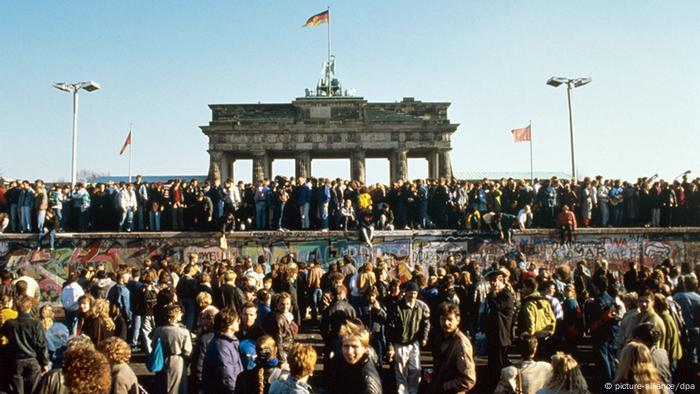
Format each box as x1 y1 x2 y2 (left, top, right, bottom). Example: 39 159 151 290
201 97 458 183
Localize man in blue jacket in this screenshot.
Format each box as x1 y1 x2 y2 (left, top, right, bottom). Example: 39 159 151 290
296 178 312 230
203 308 243 393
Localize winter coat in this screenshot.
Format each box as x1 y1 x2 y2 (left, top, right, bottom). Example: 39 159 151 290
202 333 244 394
430 330 477 394
329 352 382 394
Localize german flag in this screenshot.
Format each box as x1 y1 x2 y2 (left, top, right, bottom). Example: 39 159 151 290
303 10 329 27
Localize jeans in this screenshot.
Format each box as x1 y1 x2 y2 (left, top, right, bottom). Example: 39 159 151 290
217 200 225 219
120 209 134 231
393 341 421 394
652 208 661 227
38 229 56 250
299 203 310 229
10 358 41 394
130 315 143 347
612 205 624 227
255 202 268 230
53 207 62 230
136 207 145 230
20 206 32 232
36 210 46 233
309 288 323 320
599 202 610 226
418 201 430 228
594 337 616 383
10 204 19 232
274 203 286 229
319 203 329 229
149 211 161 231
140 315 155 354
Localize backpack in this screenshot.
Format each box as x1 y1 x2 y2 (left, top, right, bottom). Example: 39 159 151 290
526 296 556 339
142 285 158 315
146 336 164 373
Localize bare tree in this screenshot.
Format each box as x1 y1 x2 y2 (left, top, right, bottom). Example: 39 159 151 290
77 169 110 183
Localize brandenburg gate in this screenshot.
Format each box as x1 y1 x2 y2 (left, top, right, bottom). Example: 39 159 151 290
201 61 458 183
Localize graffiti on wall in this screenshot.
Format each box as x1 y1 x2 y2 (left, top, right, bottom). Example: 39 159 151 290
1 230 698 302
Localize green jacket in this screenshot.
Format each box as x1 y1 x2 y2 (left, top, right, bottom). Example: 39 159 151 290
517 292 556 338
386 298 431 348
660 310 683 362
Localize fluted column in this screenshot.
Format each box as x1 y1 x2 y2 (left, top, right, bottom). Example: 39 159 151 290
350 150 366 183
264 153 272 180
427 150 439 179
208 150 223 183
295 151 311 179
438 149 453 179
391 149 408 183
221 154 233 182
252 151 266 182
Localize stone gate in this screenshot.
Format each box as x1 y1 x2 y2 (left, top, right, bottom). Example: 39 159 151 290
200 96 459 183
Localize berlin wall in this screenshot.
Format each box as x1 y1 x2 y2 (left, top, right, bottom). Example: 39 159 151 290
1 228 699 303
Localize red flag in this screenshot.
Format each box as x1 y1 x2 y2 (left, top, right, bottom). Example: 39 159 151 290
119 131 131 155
303 10 329 27
511 125 531 143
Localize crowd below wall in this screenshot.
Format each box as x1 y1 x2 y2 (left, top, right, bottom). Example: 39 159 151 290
2 233 700 393
0 174 698 238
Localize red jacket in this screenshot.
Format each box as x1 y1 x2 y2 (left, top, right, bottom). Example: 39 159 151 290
556 210 577 229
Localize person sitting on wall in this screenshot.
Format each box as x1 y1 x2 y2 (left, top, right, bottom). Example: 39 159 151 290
556 205 577 245
359 209 375 247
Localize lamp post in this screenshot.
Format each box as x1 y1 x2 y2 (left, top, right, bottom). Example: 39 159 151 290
53 81 100 187
546 76 591 179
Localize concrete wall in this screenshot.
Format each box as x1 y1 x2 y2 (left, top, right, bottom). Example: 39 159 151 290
1 229 699 302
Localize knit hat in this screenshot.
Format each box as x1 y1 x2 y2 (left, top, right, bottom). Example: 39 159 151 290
404 281 420 292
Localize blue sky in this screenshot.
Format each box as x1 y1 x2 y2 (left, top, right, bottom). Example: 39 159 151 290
1 1 698 184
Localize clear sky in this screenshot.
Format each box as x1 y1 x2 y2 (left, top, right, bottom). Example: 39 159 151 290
1 1 698 185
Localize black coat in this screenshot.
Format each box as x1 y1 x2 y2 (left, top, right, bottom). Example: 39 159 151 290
484 289 515 347
329 352 382 394
321 299 357 342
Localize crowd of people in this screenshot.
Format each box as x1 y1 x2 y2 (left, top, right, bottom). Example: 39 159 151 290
0 249 699 393
0 174 698 241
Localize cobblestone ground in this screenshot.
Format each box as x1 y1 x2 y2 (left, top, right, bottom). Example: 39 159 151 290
130 323 605 394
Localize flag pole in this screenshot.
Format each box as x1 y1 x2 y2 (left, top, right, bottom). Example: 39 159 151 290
327 6 331 97
128 123 133 183
529 120 534 186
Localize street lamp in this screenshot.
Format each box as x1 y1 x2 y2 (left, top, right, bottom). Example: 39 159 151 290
546 76 591 179
53 81 101 187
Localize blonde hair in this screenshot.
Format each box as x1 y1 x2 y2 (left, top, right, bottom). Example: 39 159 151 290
93 299 115 332
39 304 55 330
288 344 317 378
339 320 370 348
63 348 112 394
196 292 213 308
97 337 131 364
545 352 589 393
614 342 665 394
